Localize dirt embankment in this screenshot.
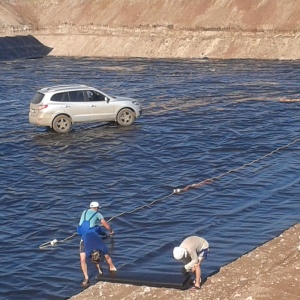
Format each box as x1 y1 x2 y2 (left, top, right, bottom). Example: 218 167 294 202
1 0 300 59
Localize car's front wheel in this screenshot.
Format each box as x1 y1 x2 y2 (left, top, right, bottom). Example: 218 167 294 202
52 115 72 133
116 108 135 126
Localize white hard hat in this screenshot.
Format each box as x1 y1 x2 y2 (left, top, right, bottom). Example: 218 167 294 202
173 247 186 260
90 201 101 208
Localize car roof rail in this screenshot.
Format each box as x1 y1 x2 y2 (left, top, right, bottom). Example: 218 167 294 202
40 84 91 93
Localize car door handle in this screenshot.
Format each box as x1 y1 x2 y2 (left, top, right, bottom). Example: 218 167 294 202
90 105 96 107
64 105 71 108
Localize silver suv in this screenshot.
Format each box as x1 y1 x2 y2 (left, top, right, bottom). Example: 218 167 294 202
29 84 142 133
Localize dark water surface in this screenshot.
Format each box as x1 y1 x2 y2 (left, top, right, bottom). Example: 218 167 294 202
0 57 299 300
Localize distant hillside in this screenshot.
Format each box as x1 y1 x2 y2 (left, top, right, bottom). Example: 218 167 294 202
1 0 300 59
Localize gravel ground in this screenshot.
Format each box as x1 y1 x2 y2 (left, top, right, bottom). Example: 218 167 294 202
70 223 299 300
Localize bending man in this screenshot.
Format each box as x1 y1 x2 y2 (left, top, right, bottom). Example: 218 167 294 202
77 201 114 286
173 236 209 290
80 231 117 286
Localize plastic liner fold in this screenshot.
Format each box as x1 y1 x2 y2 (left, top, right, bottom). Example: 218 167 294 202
0 35 52 61
97 270 192 290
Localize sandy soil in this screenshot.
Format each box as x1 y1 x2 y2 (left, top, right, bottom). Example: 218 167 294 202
70 224 299 300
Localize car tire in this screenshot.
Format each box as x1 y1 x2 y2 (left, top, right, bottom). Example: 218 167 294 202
52 115 72 133
116 108 135 126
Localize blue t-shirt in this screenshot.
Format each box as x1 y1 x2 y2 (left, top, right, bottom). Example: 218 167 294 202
79 209 104 227
82 231 109 257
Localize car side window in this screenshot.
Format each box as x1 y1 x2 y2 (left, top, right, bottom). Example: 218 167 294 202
51 92 68 102
69 91 85 102
31 92 45 104
86 90 106 101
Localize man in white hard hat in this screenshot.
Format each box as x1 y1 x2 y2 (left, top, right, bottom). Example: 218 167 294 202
78 201 114 286
173 236 209 290
77 201 113 237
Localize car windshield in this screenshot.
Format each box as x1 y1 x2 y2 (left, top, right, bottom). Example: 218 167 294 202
31 92 44 104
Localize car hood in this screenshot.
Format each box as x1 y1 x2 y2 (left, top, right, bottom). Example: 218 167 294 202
110 95 136 102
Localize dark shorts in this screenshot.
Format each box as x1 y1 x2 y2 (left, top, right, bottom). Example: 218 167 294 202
79 238 109 256
198 248 209 260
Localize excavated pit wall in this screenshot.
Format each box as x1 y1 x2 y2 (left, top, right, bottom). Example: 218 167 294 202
0 0 300 59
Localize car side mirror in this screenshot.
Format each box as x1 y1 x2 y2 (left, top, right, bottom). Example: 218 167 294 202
105 96 110 103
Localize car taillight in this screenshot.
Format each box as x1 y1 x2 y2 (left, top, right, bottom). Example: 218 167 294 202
38 105 48 110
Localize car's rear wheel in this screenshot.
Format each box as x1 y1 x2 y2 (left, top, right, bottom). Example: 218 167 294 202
52 115 72 133
116 108 135 126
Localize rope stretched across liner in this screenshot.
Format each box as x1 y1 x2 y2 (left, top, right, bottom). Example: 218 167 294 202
39 136 300 249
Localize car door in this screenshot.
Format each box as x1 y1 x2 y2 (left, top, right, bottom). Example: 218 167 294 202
62 91 90 122
85 90 116 121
